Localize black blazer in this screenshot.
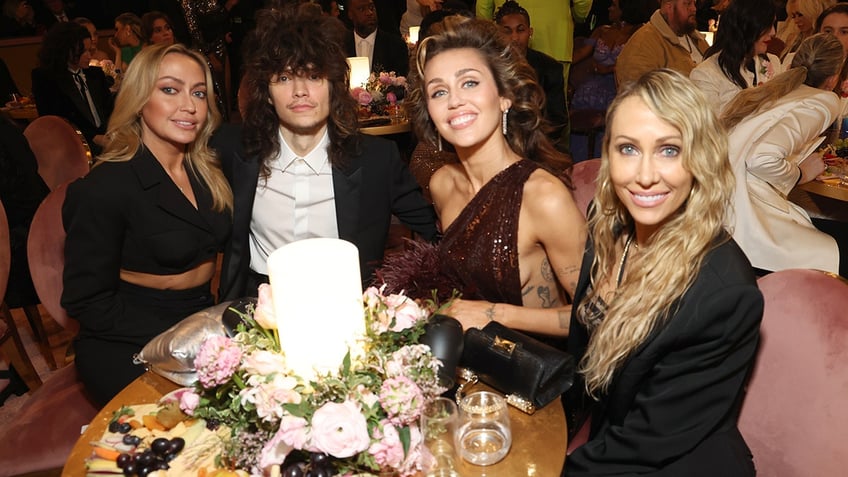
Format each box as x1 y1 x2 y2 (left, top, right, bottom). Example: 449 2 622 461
344 29 410 77
565 235 763 476
61 148 231 338
211 124 437 301
526 48 567 144
31 66 113 149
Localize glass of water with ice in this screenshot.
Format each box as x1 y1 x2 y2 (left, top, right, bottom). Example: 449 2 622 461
455 391 512 466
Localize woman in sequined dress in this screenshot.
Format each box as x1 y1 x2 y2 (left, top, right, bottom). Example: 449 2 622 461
404 16 587 336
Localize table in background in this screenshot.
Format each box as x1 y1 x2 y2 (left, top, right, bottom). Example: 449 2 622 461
0 104 37 122
63 372 567 476
361 118 411 136
797 179 848 202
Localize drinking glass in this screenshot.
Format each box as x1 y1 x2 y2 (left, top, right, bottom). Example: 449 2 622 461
455 391 511 466
421 397 460 477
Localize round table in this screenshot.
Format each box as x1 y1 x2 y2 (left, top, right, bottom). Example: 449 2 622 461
63 372 567 476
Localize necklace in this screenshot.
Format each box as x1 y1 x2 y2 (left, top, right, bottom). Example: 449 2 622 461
616 234 634 285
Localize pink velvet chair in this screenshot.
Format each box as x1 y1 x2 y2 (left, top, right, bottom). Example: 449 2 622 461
571 158 601 219
23 115 92 191
0 199 42 392
0 184 99 477
739 269 848 476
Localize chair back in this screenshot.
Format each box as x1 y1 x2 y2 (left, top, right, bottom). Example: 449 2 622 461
26 183 75 333
571 158 601 218
739 269 848 476
23 115 91 191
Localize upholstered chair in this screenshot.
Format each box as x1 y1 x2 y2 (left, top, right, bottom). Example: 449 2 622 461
0 184 98 477
570 158 601 219
739 269 848 476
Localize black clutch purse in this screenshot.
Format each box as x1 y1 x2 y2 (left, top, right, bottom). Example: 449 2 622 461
459 321 575 414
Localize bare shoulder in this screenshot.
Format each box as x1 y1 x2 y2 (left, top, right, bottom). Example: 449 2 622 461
429 163 464 210
523 169 578 215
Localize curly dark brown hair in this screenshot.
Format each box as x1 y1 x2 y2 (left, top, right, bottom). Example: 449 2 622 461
406 15 571 182
240 3 358 177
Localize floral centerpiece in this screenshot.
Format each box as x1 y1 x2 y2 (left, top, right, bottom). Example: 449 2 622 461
179 283 447 477
351 71 408 117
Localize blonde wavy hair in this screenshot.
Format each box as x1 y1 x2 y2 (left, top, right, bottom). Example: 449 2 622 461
723 32 844 130
781 0 834 58
581 69 735 397
97 43 232 213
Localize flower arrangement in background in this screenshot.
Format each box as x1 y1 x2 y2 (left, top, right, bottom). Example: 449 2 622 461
351 71 408 117
182 284 446 476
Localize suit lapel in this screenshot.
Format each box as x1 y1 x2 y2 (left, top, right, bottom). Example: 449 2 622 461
332 154 362 242
130 148 211 232
60 70 95 126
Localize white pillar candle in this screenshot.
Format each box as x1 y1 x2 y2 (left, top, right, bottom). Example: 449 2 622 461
347 56 371 89
408 26 420 44
268 238 365 381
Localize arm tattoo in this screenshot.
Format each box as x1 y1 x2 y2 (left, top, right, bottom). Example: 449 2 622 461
541 257 554 281
485 303 496 322
537 286 554 307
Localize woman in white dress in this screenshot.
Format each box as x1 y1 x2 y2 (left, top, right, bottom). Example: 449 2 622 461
722 33 842 275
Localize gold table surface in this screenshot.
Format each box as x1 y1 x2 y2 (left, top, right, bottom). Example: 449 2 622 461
361 119 412 136
63 371 567 476
797 178 848 202
0 104 38 121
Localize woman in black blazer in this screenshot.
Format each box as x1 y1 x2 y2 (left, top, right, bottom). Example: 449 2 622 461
61 44 232 405
564 69 763 476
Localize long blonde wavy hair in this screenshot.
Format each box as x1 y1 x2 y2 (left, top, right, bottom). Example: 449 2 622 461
722 32 844 130
97 43 232 213
581 69 735 397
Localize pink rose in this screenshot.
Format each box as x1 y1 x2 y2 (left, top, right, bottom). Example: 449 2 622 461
242 349 286 376
368 420 405 468
179 389 200 415
386 92 397 104
258 414 311 458
357 91 373 106
310 400 370 458
241 374 301 421
380 376 425 425
384 294 426 332
254 283 276 330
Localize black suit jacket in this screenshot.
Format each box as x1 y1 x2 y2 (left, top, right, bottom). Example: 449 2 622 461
31 66 113 150
526 48 567 144
344 29 410 77
61 148 231 338
211 124 437 301
565 235 762 476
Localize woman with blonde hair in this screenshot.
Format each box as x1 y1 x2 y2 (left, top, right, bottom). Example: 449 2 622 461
110 12 143 72
778 0 834 64
565 68 762 475
62 43 232 405
722 32 842 276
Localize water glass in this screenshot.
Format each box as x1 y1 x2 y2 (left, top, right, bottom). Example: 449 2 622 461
421 397 460 477
455 391 512 466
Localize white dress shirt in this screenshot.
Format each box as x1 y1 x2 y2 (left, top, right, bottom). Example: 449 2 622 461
248 129 338 274
354 30 377 69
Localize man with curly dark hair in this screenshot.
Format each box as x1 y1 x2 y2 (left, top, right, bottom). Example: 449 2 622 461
212 3 437 301
30 21 113 152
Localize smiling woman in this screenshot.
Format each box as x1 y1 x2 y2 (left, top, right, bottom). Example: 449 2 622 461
60 43 233 406
564 69 763 476
402 15 587 337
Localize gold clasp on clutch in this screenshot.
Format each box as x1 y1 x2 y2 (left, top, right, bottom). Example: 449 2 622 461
493 335 516 355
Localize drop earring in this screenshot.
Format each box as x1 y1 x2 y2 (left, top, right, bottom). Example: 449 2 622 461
502 109 509 135
437 132 443 152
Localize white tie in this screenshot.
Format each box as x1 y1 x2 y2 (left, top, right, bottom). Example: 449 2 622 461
73 71 102 128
